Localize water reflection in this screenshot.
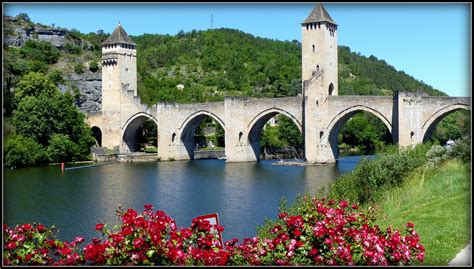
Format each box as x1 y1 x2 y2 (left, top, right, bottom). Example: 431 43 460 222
4 157 363 243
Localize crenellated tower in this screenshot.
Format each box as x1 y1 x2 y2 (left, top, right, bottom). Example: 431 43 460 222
302 3 339 163
99 23 138 149
301 3 338 97
101 23 137 112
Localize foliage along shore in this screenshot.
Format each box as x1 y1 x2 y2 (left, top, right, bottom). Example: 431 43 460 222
257 137 471 265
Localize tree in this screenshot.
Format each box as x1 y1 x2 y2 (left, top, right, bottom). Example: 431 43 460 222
3 134 45 167
46 134 79 162
14 72 58 100
7 73 95 167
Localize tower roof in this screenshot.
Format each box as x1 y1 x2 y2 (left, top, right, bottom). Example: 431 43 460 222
102 23 136 46
302 3 337 25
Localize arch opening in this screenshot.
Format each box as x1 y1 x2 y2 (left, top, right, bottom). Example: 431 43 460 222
422 108 470 145
328 83 334 95
91 126 102 147
328 110 393 160
180 114 225 160
122 115 158 153
249 113 303 162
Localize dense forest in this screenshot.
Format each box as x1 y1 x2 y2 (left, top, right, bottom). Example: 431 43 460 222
3 14 470 166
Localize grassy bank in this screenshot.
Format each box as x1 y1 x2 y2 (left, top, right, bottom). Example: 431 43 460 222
374 159 471 265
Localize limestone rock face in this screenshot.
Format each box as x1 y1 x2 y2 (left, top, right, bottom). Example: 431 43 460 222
68 72 102 113
35 28 66 48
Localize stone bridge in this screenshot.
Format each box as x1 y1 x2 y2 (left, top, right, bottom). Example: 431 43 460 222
86 83 470 163
85 4 470 164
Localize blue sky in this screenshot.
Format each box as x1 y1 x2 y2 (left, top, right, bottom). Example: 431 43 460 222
4 3 471 97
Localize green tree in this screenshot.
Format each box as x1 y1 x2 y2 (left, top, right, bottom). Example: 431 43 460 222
46 134 79 162
276 115 303 147
3 134 45 167
7 73 95 166
14 72 58 100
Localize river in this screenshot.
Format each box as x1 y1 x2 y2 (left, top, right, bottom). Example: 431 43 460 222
3 156 367 243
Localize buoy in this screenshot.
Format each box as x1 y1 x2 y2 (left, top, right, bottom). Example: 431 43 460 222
61 162 65 171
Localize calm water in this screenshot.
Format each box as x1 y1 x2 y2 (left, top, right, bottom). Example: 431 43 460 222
3 156 366 243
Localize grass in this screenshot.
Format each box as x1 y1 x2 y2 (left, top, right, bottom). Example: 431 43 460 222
373 159 471 265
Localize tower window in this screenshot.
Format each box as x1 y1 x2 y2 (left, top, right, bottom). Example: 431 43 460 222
125 68 129 73
328 83 334 95
312 44 315 52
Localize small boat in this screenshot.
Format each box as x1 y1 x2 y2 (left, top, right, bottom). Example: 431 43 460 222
218 156 227 160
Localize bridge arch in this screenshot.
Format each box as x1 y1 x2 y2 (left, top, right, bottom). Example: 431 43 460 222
421 104 470 143
90 126 102 147
179 110 225 159
324 105 393 160
121 112 158 153
247 108 303 161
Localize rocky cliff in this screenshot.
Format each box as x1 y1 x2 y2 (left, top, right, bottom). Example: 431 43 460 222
4 15 101 113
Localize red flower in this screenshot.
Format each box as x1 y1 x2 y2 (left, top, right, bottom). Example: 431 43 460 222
22 223 32 231
60 247 72 256
180 228 192 238
36 224 45 232
75 236 85 244
6 241 16 250
95 223 104 231
133 237 145 249
406 222 415 229
310 247 319 256
25 253 33 261
294 228 302 237
339 200 349 208
144 204 153 211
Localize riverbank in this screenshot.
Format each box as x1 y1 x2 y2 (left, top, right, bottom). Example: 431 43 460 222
374 159 471 265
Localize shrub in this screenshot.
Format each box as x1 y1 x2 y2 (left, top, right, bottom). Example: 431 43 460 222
48 69 64 84
89 60 99 72
64 43 82 55
19 40 60 64
230 198 425 265
3 134 45 167
3 202 425 266
74 62 85 74
144 146 158 153
447 136 471 162
426 145 448 167
3 223 85 265
327 144 431 205
46 134 79 162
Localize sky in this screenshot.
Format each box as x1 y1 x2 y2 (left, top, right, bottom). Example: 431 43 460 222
3 2 472 97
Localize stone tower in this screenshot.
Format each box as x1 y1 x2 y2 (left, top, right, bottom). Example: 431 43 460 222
99 23 137 149
302 3 339 163
101 23 137 112
301 3 338 97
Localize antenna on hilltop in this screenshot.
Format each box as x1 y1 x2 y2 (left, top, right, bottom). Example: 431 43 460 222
211 14 214 29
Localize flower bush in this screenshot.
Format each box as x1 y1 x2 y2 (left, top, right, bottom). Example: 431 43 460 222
3 223 84 265
3 200 425 266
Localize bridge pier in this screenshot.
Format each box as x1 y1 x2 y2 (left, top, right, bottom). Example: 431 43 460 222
224 97 259 163
157 103 193 161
